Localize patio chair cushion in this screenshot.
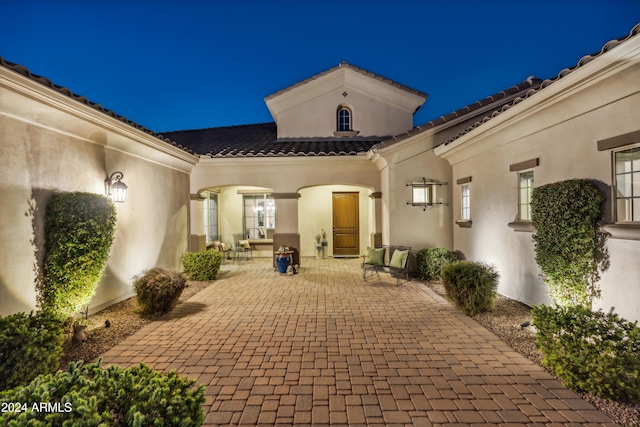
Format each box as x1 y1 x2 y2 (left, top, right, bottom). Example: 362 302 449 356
366 247 386 265
389 249 409 269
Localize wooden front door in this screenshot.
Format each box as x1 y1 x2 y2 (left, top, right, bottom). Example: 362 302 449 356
332 192 359 256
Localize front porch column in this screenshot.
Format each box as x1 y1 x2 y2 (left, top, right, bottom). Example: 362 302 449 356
370 192 383 247
272 192 301 266
189 193 206 252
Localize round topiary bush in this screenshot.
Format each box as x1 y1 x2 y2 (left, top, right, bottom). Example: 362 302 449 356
0 311 64 391
441 261 499 315
182 250 223 281
416 247 458 281
133 268 186 315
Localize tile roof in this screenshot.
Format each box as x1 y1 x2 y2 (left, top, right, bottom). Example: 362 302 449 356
0 56 196 155
264 61 428 101
438 22 640 147
375 77 543 149
161 123 385 157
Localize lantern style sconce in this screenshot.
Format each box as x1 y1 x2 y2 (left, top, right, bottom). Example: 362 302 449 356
105 171 128 203
407 177 446 211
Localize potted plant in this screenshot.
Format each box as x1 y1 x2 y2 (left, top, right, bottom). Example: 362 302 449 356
315 233 323 259
321 229 328 259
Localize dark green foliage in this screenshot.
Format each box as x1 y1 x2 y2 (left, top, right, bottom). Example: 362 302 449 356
441 261 499 315
531 179 606 308
182 250 223 281
0 311 64 391
532 305 640 401
133 268 186 315
416 247 458 281
0 360 206 426
40 192 117 319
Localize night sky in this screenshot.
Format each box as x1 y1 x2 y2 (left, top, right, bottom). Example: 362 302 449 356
1 0 638 133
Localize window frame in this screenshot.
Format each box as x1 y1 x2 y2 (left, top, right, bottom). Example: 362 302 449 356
461 183 471 221
203 191 219 243
337 106 352 132
613 144 640 223
518 170 534 221
242 194 275 239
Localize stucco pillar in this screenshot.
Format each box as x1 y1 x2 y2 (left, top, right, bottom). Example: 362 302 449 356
370 192 383 247
189 193 206 252
272 192 301 266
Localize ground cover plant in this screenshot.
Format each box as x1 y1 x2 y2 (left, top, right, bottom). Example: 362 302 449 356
0 360 206 426
182 250 223 280
39 192 116 319
533 304 640 402
0 311 64 391
441 260 499 315
415 247 458 281
133 268 186 315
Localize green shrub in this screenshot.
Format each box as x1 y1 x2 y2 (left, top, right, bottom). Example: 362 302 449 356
441 261 499 315
532 305 640 401
133 268 186 315
531 179 606 308
0 311 64 391
416 247 458 281
182 250 223 281
0 360 206 426
40 192 117 319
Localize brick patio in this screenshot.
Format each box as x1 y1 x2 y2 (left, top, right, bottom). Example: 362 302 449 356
100 258 619 426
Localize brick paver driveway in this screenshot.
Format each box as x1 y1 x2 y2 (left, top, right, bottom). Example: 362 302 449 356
101 258 618 426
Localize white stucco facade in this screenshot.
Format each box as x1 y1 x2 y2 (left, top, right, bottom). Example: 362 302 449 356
1 28 638 323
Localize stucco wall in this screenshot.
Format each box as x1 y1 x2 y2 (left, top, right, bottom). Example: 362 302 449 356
0 69 195 316
439 56 640 322
275 86 414 138
298 185 374 257
373 132 454 252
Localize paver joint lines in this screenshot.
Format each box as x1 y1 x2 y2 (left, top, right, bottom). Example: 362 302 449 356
100 258 619 426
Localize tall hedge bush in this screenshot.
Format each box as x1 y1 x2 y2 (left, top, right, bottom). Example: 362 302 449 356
531 179 606 308
416 247 458 281
0 360 206 426
182 250 223 281
441 261 499 315
40 192 117 319
532 305 640 401
0 311 64 391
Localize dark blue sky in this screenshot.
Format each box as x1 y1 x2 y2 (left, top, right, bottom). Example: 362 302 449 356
1 1 638 133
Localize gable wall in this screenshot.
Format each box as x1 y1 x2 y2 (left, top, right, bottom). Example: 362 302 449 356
275 86 415 138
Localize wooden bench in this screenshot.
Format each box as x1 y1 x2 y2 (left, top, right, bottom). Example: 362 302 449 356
361 245 411 286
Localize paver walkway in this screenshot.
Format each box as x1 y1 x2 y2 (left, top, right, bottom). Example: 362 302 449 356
101 258 619 426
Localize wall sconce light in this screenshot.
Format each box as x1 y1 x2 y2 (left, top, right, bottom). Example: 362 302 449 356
105 171 128 203
407 177 446 211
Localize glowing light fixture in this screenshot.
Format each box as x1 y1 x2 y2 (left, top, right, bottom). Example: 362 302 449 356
105 171 128 203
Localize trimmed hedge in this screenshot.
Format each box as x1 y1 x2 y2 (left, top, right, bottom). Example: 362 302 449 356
532 305 640 401
182 250 223 281
0 360 206 426
441 261 499 315
133 268 186 315
531 179 605 308
0 311 64 391
40 192 116 319
416 247 458 281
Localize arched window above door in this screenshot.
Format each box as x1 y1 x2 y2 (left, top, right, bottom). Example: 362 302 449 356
337 106 351 132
